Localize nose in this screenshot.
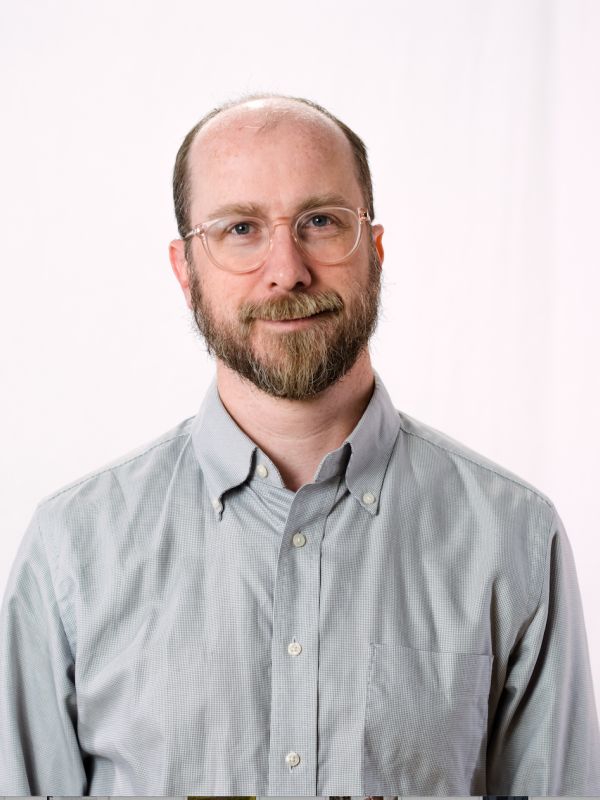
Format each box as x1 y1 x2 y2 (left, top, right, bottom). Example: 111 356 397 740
259 221 312 292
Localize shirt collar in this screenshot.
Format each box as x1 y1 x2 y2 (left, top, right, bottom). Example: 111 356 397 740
335 371 401 515
191 372 400 516
191 378 258 514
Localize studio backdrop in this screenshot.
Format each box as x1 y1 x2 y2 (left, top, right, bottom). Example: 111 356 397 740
1 0 599 711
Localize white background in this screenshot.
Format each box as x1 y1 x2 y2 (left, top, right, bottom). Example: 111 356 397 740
1 1 599 713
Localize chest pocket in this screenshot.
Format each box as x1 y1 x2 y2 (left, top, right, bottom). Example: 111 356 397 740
363 643 493 796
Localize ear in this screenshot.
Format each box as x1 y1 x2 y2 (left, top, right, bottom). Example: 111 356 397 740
372 223 384 268
169 238 193 310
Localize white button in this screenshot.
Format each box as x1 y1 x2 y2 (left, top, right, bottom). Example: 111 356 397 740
285 751 300 767
292 532 306 547
363 492 376 504
211 497 220 509
256 464 268 478
288 641 302 656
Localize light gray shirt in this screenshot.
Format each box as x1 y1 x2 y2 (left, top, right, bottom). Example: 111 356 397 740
1 375 599 796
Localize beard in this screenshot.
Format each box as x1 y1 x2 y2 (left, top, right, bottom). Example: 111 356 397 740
188 241 382 401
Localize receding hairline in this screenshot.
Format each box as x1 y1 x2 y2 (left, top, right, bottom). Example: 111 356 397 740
188 97 353 160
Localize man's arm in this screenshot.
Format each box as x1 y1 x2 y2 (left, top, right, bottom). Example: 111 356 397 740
487 506 600 795
0 510 87 794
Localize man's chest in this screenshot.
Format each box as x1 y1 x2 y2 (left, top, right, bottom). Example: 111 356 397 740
70 482 519 794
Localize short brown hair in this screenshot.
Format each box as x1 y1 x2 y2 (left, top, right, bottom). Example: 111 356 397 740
172 93 375 247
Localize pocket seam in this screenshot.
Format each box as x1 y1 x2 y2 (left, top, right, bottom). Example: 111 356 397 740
368 642 493 694
363 642 493 794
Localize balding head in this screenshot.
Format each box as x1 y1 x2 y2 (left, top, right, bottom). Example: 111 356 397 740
172 94 375 248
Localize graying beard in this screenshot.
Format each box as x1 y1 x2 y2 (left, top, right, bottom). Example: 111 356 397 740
189 249 381 400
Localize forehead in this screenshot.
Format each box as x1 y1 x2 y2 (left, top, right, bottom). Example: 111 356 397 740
187 102 362 217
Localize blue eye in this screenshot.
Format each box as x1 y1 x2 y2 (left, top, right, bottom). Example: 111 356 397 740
309 215 330 227
233 222 252 235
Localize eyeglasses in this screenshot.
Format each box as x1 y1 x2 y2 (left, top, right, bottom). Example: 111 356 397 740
184 206 371 274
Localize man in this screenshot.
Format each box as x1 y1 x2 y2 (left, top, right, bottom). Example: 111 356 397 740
1 94 599 796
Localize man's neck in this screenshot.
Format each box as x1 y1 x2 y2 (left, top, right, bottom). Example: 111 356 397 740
216 351 375 492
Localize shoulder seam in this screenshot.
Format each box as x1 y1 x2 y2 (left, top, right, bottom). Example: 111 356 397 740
529 510 557 617
39 432 191 507
397 415 554 513
36 512 76 661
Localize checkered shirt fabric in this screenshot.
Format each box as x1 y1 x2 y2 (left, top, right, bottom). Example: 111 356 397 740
1 375 599 795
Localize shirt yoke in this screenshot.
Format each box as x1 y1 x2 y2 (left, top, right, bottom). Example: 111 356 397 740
397 410 555 512
37 416 196 508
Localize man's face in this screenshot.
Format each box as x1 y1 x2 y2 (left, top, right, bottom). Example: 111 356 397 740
175 103 384 400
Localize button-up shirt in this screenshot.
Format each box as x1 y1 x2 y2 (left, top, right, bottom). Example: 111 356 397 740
1 375 599 796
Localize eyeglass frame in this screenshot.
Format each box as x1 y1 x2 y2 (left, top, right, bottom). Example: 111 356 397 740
183 205 372 274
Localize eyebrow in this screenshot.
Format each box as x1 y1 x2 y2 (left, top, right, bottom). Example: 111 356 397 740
204 192 352 221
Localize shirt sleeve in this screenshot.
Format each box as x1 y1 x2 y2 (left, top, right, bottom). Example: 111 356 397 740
486 505 600 795
0 509 87 794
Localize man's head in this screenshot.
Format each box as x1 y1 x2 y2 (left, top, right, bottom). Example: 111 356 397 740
169 94 384 400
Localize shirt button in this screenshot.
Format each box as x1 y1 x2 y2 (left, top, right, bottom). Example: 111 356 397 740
256 464 268 478
288 641 302 656
292 532 306 547
285 751 300 767
211 497 220 509
363 492 376 504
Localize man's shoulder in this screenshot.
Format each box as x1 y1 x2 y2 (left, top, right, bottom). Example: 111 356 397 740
395 409 555 517
38 415 197 513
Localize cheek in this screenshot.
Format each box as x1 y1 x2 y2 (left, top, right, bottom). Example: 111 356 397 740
328 262 371 299
200 269 254 319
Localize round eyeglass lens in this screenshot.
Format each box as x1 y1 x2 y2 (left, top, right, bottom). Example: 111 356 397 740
295 207 360 264
205 216 270 272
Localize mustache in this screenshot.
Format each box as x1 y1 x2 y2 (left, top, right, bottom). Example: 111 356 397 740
238 290 344 325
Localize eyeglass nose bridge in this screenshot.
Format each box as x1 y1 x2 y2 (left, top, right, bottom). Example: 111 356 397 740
271 217 293 229
264 216 304 256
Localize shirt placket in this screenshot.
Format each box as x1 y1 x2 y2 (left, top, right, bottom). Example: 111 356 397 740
268 476 342 796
